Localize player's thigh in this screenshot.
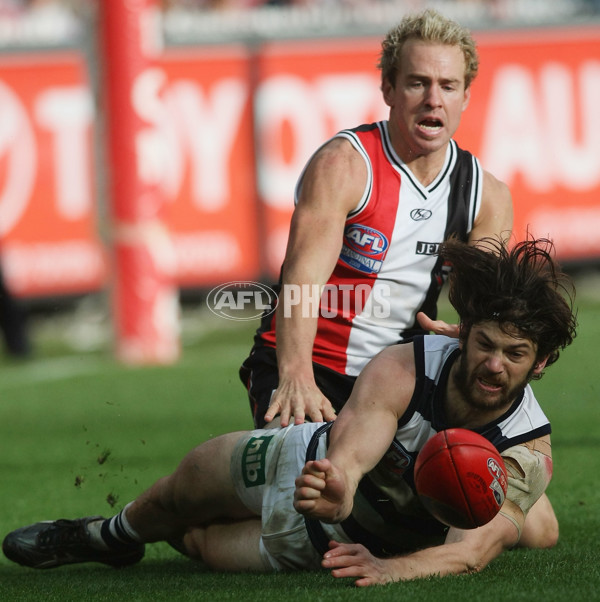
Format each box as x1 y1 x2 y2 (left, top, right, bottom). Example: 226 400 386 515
171 431 254 520
184 518 268 571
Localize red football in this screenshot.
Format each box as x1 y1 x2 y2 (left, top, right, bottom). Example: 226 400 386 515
414 428 508 529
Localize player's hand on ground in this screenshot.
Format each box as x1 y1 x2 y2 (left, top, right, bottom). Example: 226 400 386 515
322 541 394 586
293 459 349 523
264 379 337 427
416 311 460 338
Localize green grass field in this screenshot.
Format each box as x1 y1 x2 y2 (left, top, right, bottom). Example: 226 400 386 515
1 289 599 601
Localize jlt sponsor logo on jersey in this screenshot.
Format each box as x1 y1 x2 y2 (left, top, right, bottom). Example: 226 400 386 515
415 241 442 256
340 224 389 274
241 435 274 487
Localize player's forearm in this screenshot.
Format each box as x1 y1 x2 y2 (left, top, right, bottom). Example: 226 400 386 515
275 284 321 378
383 542 488 581
383 520 514 582
326 408 398 503
325 349 404 484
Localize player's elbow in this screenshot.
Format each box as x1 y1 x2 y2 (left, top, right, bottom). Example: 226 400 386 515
458 536 509 576
462 551 491 575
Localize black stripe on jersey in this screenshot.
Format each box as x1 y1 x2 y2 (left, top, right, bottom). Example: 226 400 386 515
444 145 476 242
492 424 552 453
474 416 552 454
397 336 428 428
428 346 460 431
339 515 408 556
353 476 447 536
303 423 335 556
469 155 480 230
402 144 478 338
350 122 380 135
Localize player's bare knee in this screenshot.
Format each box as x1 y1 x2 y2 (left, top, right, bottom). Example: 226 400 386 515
182 528 207 561
539 520 559 549
519 518 559 549
184 525 231 570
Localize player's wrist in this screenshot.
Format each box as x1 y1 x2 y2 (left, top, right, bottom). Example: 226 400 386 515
277 361 316 383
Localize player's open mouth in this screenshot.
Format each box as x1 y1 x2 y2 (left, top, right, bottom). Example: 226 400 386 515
477 378 502 392
418 119 443 132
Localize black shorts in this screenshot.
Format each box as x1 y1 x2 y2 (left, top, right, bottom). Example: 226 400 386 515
239 345 357 428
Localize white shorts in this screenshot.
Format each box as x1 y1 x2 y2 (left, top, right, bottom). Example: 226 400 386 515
230 423 350 571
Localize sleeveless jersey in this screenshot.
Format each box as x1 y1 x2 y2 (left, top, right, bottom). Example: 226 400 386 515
255 121 483 376
305 335 552 556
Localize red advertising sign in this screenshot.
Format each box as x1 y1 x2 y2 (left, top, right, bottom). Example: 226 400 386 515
253 38 388 276
457 25 600 260
159 45 260 286
1 24 598 301
0 52 105 297
254 26 600 272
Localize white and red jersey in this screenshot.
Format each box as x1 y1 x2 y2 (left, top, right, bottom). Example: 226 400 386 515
256 121 483 376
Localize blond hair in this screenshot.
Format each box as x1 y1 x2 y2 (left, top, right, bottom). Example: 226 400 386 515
378 9 479 89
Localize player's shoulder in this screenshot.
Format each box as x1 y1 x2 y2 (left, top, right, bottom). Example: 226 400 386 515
481 169 511 203
371 342 417 377
311 135 365 167
302 136 368 197
354 342 418 410
474 169 513 236
422 334 459 351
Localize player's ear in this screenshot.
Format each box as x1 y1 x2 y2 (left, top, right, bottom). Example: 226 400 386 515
462 84 471 112
382 77 395 107
532 356 549 376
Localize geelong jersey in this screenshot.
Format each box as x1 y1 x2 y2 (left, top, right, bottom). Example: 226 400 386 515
304 335 552 556
255 121 483 376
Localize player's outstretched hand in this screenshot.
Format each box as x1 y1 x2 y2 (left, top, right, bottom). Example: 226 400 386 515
416 311 460 338
264 378 337 427
293 459 349 523
322 541 394 586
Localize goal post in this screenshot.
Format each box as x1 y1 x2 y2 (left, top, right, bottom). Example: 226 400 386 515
98 0 179 364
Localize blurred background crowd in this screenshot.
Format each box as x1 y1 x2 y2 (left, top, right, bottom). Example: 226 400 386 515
1 0 599 14
0 0 599 47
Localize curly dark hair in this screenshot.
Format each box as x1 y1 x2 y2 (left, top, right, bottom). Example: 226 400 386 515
441 237 577 377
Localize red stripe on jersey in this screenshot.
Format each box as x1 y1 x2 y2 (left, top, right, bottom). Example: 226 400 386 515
311 124 401 373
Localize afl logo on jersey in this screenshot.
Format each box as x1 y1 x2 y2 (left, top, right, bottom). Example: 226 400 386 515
410 208 432 221
340 224 389 274
344 224 389 255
